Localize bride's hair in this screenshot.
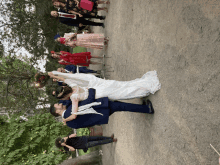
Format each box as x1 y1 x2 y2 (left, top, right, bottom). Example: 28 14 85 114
56 86 73 99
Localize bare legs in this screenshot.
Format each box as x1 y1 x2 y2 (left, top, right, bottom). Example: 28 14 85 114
97 7 108 12
97 0 110 12
91 55 104 58
104 37 109 45
90 61 102 65
97 1 110 4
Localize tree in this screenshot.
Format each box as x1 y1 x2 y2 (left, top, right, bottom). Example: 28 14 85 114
0 0 72 59
0 55 49 114
0 41 4 58
0 113 73 165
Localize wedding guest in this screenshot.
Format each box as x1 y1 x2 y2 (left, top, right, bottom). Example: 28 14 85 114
54 33 108 49
51 10 105 28
55 133 116 153
51 50 103 66
52 0 108 18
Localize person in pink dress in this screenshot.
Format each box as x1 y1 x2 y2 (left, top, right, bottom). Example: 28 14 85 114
51 51 103 66
54 33 109 50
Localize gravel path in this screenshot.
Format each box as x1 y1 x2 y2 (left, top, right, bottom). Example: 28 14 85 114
88 0 220 164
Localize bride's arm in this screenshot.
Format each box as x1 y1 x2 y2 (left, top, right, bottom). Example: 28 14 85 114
63 85 80 122
63 97 79 122
48 72 65 82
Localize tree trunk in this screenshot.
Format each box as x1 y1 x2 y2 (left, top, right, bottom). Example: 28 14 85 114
58 151 101 165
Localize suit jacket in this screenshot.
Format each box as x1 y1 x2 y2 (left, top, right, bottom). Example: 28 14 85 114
59 17 79 27
65 65 97 73
59 9 80 27
59 100 72 108
64 88 110 129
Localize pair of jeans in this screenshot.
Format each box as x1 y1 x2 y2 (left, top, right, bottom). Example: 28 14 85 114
85 136 113 148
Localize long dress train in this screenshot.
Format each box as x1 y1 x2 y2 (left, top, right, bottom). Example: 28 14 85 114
52 71 161 100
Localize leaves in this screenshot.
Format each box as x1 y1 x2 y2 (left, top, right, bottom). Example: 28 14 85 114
0 113 72 165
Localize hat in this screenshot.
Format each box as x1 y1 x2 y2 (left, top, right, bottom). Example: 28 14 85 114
54 34 61 40
51 51 55 54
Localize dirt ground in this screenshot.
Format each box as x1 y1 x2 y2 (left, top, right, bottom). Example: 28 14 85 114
88 0 220 164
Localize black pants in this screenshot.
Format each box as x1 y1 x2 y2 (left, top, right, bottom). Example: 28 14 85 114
78 18 103 26
108 101 151 116
83 14 104 20
85 136 113 148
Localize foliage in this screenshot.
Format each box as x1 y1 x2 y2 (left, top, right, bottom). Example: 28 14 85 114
0 55 49 114
0 113 72 165
76 128 91 156
0 0 72 59
76 128 91 136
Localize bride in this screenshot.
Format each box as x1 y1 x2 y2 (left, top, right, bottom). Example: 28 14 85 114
48 70 161 100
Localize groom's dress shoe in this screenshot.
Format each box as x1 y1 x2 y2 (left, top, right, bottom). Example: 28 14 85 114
143 99 154 114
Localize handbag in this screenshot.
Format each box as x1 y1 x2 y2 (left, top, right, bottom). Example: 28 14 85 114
79 0 94 11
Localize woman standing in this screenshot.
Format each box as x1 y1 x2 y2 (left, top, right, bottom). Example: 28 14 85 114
48 70 161 100
50 50 103 66
54 33 108 49
55 133 117 153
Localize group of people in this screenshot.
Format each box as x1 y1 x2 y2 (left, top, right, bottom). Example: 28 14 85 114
33 0 162 154
51 0 110 29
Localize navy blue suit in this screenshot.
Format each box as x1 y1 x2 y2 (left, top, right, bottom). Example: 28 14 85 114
65 65 97 74
59 100 72 108
64 89 152 129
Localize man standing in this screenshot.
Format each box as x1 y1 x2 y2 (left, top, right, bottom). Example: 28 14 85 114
50 88 154 129
51 10 105 28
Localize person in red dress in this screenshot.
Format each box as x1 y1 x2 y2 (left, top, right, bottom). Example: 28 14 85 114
51 51 103 66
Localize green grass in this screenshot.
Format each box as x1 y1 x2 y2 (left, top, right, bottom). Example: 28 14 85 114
72 47 87 53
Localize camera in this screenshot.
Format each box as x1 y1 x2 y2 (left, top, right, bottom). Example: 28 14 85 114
60 138 65 143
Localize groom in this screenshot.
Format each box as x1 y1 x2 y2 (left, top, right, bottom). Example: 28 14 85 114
50 88 154 129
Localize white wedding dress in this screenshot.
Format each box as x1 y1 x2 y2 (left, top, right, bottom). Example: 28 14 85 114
52 71 161 100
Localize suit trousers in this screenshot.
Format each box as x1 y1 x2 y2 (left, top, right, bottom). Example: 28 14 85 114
85 136 113 148
109 101 151 115
83 14 104 20
78 18 103 26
